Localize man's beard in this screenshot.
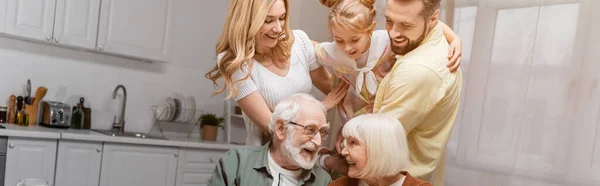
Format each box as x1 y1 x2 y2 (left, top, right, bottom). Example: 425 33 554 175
281 131 318 170
390 22 429 56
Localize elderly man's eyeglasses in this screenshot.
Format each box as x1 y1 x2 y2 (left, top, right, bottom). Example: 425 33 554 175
287 121 329 140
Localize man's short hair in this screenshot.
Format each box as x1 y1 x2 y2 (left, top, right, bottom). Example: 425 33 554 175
394 0 441 17
269 93 326 134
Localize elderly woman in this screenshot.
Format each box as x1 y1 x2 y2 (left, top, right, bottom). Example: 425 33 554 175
329 114 431 186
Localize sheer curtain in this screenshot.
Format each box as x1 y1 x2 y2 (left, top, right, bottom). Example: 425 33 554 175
441 0 600 185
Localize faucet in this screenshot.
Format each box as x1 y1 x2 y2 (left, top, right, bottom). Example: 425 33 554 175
112 84 127 133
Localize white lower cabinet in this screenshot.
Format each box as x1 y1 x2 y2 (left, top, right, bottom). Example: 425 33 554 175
176 169 213 186
99 143 179 186
54 140 102 186
1 136 233 186
175 148 228 186
4 137 57 186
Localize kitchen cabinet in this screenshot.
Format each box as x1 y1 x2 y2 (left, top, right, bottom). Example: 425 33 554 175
96 0 173 62
54 140 102 186
4 0 57 41
3 0 100 49
4 137 57 186
176 170 213 186
99 143 178 186
52 0 101 49
175 148 227 186
0 0 7 32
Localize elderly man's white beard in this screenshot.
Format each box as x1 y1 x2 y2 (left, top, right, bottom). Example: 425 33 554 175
281 131 318 170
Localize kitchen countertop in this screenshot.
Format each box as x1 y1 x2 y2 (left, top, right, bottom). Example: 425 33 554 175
0 124 245 150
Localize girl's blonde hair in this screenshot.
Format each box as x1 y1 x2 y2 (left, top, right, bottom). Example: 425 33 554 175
320 0 377 34
205 0 293 99
342 114 410 179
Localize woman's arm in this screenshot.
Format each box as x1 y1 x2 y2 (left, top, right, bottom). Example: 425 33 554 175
440 21 462 72
310 67 349 111
440 21 458 43
236 91 273 135
310 66 332 94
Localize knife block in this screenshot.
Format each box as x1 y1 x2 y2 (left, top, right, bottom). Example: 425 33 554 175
25 97 38 126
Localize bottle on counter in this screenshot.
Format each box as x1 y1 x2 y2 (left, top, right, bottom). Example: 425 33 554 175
16 96 28 126
71 103 84 129
0 106 7 123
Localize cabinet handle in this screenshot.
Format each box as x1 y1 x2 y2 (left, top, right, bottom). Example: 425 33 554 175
209 158 214 163
98 45 104 50
8 142 14 148
54 36 61 43
46 36 52 41
96 148 101 153
174 153 179 157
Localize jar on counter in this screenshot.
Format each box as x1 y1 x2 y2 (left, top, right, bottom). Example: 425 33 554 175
0 106 7 123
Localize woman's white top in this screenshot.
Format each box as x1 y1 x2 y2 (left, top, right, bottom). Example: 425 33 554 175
217 30 320 146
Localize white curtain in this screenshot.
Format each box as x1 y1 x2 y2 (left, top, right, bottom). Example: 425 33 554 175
440 0 600 185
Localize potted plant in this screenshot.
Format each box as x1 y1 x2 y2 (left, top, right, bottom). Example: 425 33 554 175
199 113 224 141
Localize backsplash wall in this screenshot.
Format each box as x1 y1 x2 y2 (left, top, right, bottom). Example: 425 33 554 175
0 0 330 134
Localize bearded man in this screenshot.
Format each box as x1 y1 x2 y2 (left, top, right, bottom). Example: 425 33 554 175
209 93 332 186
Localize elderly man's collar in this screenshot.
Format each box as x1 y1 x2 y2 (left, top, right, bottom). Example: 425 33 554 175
252 141 318 182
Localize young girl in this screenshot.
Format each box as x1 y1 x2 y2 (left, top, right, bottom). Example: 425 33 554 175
315 0 463 173
316 0 462 124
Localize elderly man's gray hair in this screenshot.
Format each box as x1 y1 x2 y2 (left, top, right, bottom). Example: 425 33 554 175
268 93 326 133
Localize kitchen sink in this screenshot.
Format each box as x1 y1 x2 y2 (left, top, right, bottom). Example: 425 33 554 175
92 129 167 140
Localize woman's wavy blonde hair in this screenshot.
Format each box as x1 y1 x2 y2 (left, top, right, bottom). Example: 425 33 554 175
205 0 293 99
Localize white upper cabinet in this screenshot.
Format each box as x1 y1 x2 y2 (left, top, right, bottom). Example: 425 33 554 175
96 0 173 62
4 0 57 41
0 0 173 62
53 0 100 49
0 0 7 32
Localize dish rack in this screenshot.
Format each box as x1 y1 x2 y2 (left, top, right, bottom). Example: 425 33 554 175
148 105 205 138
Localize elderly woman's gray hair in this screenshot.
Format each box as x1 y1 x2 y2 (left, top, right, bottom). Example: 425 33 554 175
268 93 326 133
342 113 410 178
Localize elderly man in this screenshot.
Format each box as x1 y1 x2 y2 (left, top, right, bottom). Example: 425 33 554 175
208 93 332 186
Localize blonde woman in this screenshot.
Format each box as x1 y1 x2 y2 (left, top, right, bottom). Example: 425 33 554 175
206 0 348 146
329 114 431 186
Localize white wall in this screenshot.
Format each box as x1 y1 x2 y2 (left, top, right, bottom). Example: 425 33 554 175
0 0 330 134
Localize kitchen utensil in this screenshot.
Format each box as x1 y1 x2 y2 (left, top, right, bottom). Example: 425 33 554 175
166 97 176 121
8 95 16 124
80 98 92 129
26 79 31 104
173 93 187 123
155 97 172 121
186 96 197 123
25 86 47 126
